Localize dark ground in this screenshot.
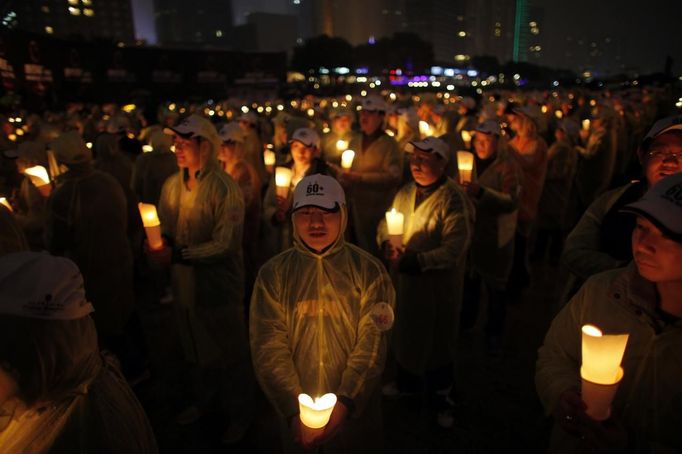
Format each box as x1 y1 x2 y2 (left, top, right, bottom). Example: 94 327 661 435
132 258 564 453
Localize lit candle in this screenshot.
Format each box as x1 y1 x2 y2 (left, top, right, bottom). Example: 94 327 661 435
298 393 337 445
0 197 12 212
142 144 153 153
419 121 432 138
264 149 276 173
385 129 395 137
138 202 164 250
336 139 349 152
275 167 293 198
456 151 475 184
541 105 548 114
385 208 404 250
555 110 563 119
86 142 93 149
582 119 591 131
341 149 355 169
24 165 50 187
580 324 629 420
461 130 472 149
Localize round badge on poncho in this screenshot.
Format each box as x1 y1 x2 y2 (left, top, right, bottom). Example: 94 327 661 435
370 302 394 331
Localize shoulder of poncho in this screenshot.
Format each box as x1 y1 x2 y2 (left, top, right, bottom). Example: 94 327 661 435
343 243 388 276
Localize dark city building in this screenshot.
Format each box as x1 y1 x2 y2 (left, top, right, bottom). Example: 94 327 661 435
154 0 233 47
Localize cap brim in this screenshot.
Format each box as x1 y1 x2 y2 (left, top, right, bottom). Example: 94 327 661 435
620 204 682 243
163 126 193 138
3 149 18 159
293 202 340 213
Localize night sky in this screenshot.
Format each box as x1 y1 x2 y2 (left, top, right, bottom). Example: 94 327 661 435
131 0 682 76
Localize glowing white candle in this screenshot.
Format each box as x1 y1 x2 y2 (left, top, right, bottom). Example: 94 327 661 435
336 139 349 152
264 149 276 172
457 151 475 184
138 202 164 250
385 208 404 250
555 110 563 119
580 324 629 420
298 393 337 429
24 166 50 187
341 149 355 169
142 144 153 153
275 167 293 198
0 197 12 212
582 119 591 131
419 121 432 138
461 130 472 148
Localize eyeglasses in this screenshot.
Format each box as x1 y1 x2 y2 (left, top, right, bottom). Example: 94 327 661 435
646 150 682 163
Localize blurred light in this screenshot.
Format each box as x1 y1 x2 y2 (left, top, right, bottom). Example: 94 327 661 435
241 106 249 113
513 73 521 80
82 0 92 4
389 93 396 101
83 8 94 16
142 145 153 153
257 106 264 114
345 95 352 102
385 129 395 137
15 128 24 136
45 26 54 34
335 67 350 75
357 76 367 83
86 142 93 149
208 109 215 116
277 104 284 111
170 145 176 153
179 108 186 114
446 84 455 91
68 7 81 15
322 127 330 134
127 133 135 140
215 30 223 38
265 106 272 113
431 66 443 75
457 31 466 37
552 80 559 87
555 110 563 119
8 134 16 142
360 90 367 97
122 104 136 113
307 108 314 117
68 0 78 4
168 103 176 111
454 54 469 62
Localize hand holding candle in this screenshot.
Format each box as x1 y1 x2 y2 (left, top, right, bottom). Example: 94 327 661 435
24 165 52 197
580 324 629 421
456 151 474 184
138 202 164 251
298 393 337 446
275 167 293 198
385 208 404 252
341 149 355 170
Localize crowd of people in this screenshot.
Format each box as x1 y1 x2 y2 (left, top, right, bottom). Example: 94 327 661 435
0 83 680 453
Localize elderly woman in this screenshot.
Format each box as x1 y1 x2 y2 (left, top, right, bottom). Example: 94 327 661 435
0 251 157 453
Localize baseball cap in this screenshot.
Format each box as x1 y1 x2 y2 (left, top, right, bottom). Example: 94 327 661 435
0 251 95 320
289 128 320 149
164 114 221 144
621 173 682 243
49 131 92 165
3 140 47 162
329 106 352 119
238 111 258 126
292 174 346 212
218 122 245 144
360 95 388 113
640 115 682 152
404 137 450 162
475 120 502 136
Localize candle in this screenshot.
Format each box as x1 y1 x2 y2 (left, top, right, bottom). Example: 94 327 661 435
385 208 404 250
555 110 563 119
138 202 164 250
142 144 153 153
0 197 12 212
461 130 472 149
580 324 629 420
582 119 590 131
336 139 349 152
275 167 293 198
24 166 50 187
264 149 276 173
456 151 474 184
86 142 93 149
298 393 337 429
419 121 432 138
341 149 355 169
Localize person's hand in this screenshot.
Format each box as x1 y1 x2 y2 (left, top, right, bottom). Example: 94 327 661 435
383 240 403 266
554 389 588 437
461 181 481 197
144 239 171 267
313 401 349 446
275 195 291 222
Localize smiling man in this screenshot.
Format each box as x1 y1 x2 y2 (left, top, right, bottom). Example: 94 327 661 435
536 173 682 453
250 174 395 452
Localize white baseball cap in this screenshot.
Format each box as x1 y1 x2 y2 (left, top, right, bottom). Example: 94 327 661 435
475 120 502 136
292 174 346 212
218 122 245 144
404 137 450 162
0 251 95 320
361 95 388 113
164 114 221 144
289 128 320 149
621 173 682 243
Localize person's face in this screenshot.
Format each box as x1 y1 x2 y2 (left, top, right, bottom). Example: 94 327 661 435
332 115 351 135
291 141 315 167
632 216 682 283
359 110 383 135
218 142 236 163
238 120 251 132
474 133 497 160
293 206 341 253
506 113 522 132
173 136 202 169
554 128 567 143
644 132 682 187
410 149 446 186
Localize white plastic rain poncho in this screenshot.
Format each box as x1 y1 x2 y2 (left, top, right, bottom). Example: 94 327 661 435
158 157 247 366
376 178 473 374
250 182 395 452
0 251 157 454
